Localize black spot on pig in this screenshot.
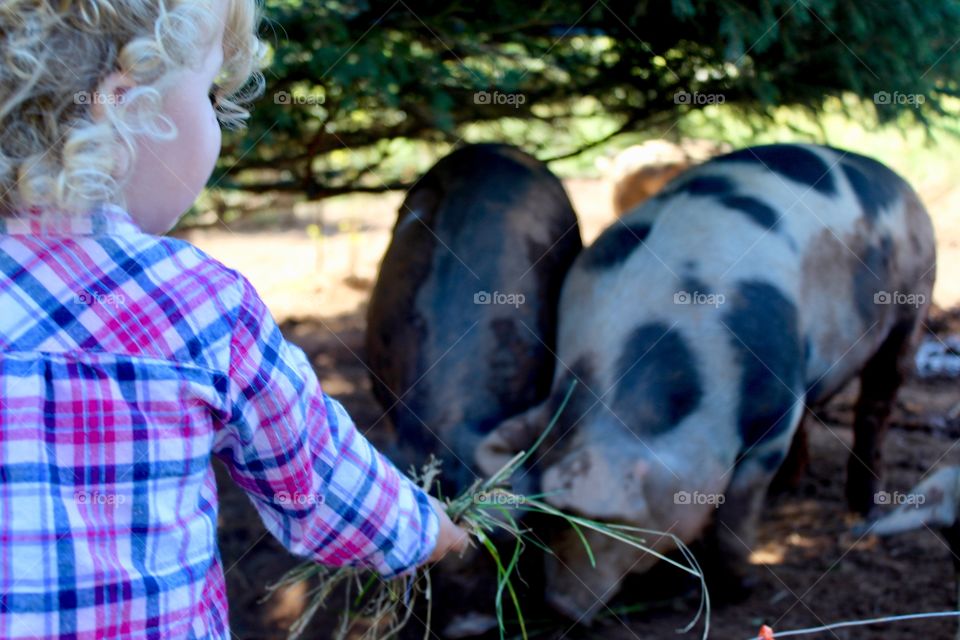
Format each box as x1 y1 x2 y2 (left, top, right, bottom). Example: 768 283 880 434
663 175 735 198
723 281 803 450
841 153 904 221
760 450 785 471
714 144 836 195
581 223 651 270
720 195 779 231
659 172 784 234
852 235 894 324
610 323 703 436
536 356 599 468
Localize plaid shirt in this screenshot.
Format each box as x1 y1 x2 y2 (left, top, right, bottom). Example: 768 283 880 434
0 205 438 639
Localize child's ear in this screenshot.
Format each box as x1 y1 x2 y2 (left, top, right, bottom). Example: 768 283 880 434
90 71 135 120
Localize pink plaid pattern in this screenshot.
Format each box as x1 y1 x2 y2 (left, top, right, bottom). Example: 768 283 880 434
0 206 438 639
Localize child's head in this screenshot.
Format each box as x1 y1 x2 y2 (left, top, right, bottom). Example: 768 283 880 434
0 0 265 232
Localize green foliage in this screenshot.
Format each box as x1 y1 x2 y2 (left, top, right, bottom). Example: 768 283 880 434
215 0 960 197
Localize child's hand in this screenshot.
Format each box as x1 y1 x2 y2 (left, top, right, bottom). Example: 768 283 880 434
426 496 471 563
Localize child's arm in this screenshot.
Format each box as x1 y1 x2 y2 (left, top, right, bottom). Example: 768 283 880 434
213 275 466 576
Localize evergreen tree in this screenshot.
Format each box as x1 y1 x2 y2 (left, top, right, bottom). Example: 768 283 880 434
216 0 960 196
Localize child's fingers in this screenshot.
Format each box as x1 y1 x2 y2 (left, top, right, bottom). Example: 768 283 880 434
427 496 471 562
448 519 471 552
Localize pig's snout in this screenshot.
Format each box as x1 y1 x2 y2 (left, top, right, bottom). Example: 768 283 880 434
541 446 652 523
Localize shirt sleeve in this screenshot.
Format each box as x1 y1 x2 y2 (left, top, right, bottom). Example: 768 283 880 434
212 275 439 577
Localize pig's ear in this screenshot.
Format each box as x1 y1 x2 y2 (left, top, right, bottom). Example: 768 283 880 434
475 404 548 477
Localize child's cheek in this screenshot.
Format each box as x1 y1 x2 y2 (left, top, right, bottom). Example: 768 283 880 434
207 108 222 169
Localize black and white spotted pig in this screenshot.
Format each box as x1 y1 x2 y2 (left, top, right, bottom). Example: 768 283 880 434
366 143 582 494
477 143 936 621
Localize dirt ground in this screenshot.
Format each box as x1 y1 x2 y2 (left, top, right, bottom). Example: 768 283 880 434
182 176 960 640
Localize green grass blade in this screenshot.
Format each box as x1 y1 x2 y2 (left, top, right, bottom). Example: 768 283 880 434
566 518 597 569
274 376 711 640
478 531 528 640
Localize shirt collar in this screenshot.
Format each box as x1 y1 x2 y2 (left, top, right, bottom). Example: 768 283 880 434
0 203 142 237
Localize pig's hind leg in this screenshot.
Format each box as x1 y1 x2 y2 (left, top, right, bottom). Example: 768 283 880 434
846 318 922 515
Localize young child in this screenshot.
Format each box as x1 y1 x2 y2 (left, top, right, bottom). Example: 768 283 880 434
0 1 468 637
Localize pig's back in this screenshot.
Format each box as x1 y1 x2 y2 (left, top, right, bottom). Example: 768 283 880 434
558 144 934 406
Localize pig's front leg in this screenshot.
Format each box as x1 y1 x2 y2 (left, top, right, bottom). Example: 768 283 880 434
704 433 800 600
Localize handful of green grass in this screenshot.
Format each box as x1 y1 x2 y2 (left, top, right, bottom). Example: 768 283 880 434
266 382 710 640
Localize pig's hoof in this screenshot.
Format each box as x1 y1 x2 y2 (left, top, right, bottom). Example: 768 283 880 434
845 480 877 517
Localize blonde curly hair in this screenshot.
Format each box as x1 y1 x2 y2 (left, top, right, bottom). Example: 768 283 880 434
0 0 265 214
